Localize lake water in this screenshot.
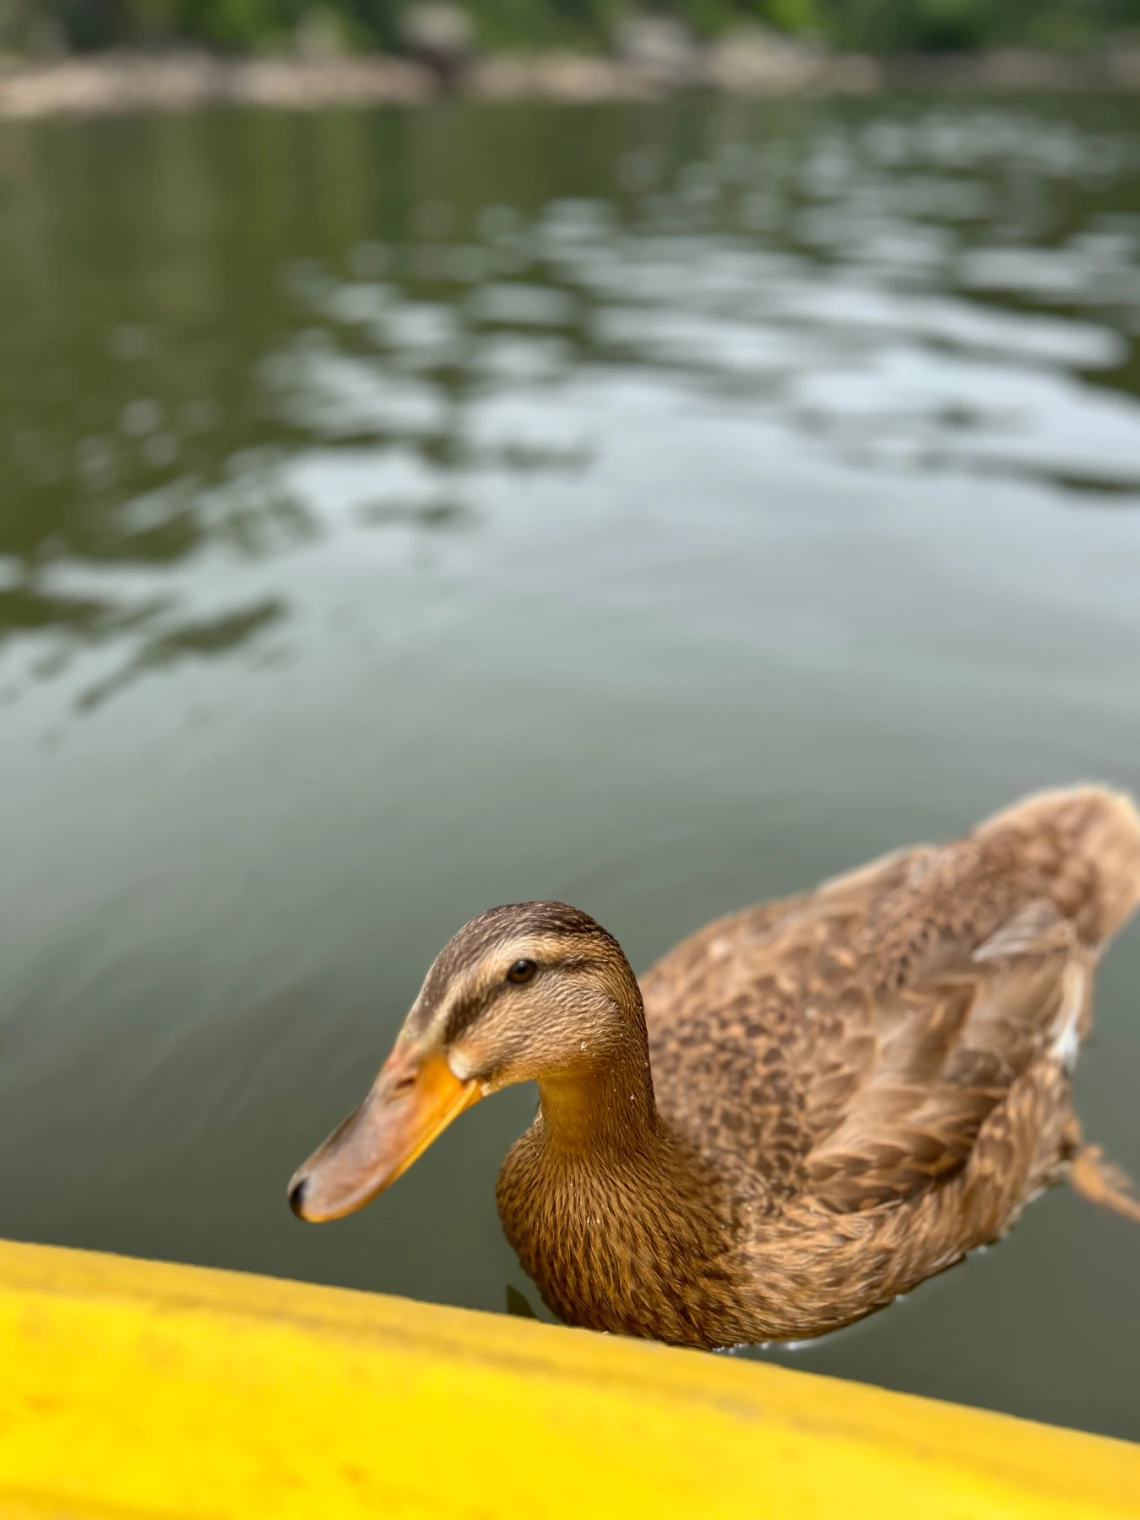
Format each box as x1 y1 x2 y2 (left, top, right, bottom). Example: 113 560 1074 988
1 93 1139 1441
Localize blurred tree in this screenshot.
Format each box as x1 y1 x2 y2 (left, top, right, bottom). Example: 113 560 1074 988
821 0 1140 50
11 0 1140 61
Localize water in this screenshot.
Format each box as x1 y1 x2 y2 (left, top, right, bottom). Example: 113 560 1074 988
1 94 1139 1441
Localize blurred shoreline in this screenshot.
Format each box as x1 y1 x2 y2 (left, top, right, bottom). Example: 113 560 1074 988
3 43 1140 118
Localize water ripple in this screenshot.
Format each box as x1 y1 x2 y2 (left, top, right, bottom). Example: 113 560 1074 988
1 96 1139 711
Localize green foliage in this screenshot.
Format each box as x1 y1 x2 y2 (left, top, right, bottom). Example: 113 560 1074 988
820 0 988 51
767 0 818 32
471 0 619 49
820 0 1140 51
177 0 292 48
18 0 1140 60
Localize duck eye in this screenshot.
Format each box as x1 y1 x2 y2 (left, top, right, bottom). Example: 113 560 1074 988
506 959 537 985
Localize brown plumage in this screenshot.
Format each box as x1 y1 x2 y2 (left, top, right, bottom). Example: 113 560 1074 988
290 785 1140 1350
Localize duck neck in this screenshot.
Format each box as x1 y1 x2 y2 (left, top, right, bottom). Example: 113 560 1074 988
535 975 660 1159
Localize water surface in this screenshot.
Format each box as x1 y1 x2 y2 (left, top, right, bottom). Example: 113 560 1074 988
1 94 1139 1439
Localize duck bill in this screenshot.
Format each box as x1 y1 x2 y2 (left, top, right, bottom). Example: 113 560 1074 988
288 1046 480 1223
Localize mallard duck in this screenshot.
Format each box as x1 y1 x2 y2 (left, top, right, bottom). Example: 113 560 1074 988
288 786 1140 1349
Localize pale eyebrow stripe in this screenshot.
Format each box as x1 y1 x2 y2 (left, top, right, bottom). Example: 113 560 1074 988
438 934 604 1044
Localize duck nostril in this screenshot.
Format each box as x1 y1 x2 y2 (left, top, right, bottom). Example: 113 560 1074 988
288 1177 309 1217
392 1072 417 1096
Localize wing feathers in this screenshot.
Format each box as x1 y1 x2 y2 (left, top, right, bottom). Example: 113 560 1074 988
644 786 1140 1219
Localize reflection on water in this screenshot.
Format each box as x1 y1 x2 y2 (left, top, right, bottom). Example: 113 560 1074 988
1 97 1139 1439
4 100 1140 711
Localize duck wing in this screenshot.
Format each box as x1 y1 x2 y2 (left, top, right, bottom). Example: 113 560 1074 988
645 787 1140 1214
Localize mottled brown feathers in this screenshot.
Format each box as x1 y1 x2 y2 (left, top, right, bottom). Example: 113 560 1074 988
466 790 1138 1347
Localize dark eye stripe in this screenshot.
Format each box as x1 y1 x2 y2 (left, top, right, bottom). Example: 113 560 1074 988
442 969 525 1043
441 951 605 1044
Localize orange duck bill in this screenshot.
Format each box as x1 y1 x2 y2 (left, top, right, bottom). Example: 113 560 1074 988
288 1045 481 1222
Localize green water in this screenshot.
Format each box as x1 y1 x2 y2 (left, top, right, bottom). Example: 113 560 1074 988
1 95 1138 1440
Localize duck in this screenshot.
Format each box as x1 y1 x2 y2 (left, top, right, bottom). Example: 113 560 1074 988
288 785 1140 1349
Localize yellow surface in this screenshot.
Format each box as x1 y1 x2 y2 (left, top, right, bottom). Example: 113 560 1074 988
0 1239 1136 1519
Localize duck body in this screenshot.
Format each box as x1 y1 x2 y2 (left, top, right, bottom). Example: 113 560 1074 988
495 787 1140 1347
290 785 1140 1351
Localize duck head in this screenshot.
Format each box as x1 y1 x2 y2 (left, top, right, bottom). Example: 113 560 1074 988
287 900 643 1222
